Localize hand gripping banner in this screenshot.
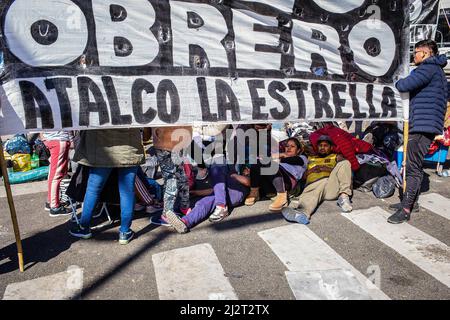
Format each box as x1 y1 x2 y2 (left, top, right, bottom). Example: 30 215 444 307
0 0 410 134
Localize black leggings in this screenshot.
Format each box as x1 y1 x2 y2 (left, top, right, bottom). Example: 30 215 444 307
250 161 293 194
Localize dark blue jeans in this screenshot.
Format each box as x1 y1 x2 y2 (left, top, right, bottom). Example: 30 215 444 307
80 167 138 233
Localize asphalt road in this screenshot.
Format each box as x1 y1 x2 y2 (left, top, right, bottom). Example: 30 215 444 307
0 165 449 300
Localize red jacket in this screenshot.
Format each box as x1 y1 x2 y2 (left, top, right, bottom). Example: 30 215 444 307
310 125 373 171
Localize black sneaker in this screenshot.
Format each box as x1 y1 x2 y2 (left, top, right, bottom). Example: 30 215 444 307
388 202 419 213
69 223 92 239
44 202 51 211
49 206 71 217
387 208 411 224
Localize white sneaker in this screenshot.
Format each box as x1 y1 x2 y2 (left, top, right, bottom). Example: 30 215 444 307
208 206 229 222
337 194 353 213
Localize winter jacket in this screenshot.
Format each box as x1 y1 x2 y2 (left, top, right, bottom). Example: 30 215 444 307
73 129 145 168
396 55 448 135
310 125 373 172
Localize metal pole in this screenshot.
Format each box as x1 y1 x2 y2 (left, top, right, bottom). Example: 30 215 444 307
0 136 24 272
402 120 409 192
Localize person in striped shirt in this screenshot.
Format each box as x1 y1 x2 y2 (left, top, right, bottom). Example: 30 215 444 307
42 131 73 217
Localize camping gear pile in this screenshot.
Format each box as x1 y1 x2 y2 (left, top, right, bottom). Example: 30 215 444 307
2 134 50 184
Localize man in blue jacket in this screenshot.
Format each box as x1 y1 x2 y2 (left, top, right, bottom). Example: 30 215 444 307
388 40 448 224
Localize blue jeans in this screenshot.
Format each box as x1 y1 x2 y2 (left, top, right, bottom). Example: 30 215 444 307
80 167 138 233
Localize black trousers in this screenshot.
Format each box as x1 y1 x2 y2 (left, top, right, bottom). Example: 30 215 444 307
250 161 293 194
401 132 435 211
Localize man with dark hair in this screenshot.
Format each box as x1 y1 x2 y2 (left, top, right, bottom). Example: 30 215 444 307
388 39 448 224
281 135 353 225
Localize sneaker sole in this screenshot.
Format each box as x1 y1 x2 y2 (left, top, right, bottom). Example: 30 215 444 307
119 233 134 245
69 231 92 239
208 214 228 223
208 210 229 223
338 206 353 213
337 202 353 213
388 206 420 213
49 212 72 217
164 211 188 233
387 218 410 224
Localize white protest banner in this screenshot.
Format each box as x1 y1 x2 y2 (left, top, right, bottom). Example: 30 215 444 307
410 0 440 43
0 0 410 134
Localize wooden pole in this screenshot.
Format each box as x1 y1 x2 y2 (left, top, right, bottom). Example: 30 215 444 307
0 137 24 272
402 120 409 192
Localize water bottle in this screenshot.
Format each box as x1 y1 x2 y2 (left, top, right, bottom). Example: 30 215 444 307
31 149 40 169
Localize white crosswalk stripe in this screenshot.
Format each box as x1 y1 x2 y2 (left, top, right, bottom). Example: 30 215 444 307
418 193 450 220
152 243 238 300
342 206 450 288
0 180 48 198
2 266 83 300
258 224 389 300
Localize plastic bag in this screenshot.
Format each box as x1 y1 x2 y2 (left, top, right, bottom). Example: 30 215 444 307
33 139 50 166
4 134 30 155
372 175 396 199
8 166 49 184
3 151 12 161
11 153 31 172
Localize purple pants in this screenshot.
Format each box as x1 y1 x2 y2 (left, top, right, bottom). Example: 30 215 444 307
183 165 249 229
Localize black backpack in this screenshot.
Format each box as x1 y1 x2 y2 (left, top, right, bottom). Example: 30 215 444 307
33 139 50 167
353 163 388 192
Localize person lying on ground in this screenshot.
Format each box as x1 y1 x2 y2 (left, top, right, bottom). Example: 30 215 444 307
152 126 193 233
282 135 353 225
245 138 308 213
162 164 251 234
310 123 373 172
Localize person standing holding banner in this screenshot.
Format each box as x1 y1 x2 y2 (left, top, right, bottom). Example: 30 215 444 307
388 40 448 224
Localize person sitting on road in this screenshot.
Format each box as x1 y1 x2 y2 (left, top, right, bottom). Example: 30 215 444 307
245 138 308 213
281 135 353 225
162 164 251 233
152 126 193 233
310 123 373 172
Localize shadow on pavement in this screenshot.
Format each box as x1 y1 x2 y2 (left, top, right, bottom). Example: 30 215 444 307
0 221 77 274
0 202 286 299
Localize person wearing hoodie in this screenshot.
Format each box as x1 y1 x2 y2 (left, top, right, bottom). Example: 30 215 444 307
388 39 448 224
